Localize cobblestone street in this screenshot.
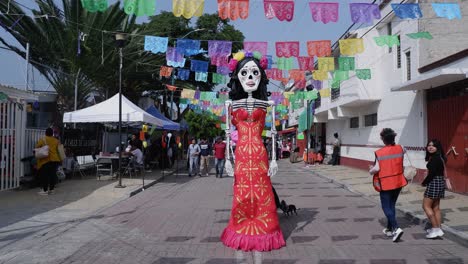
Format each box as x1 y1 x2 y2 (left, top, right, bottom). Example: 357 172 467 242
1 160 467 264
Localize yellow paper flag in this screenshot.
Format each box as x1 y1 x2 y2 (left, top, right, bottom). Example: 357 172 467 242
312 70 329 81
319 88 331 98
181 89 196 99
283 91 294 99
339 38 364 56
317 57 335 71
172 0 204 19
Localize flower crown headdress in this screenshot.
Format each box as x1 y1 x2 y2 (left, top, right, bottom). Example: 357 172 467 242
228 51 268 72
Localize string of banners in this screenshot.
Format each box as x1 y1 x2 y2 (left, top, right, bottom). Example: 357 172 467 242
154 33 439 85
178 89 319 120
81 1 462 21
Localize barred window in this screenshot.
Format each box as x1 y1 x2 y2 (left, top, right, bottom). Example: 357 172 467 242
397 35 401 69
364 113 377 127
406 51 411 80
350 117 359 128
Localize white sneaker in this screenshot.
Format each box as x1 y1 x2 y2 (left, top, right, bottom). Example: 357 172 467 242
392 228 404 242
382 228 393 237
425 228 432 234
38 191 48 196
426 228 444 239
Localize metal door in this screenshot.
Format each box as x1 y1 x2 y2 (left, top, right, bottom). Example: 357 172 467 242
0 102 21 191
427 92 468 194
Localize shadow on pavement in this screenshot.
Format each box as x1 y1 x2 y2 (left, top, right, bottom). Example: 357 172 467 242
279 208 319 240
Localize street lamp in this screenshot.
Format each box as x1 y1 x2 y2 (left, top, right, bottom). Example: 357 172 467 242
115 32 126 189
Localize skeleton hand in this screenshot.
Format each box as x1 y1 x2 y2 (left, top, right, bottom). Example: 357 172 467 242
225 160 234 177
268 160 278 177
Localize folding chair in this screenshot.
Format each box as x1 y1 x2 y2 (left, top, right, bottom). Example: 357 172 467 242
72 160 86 179
95 158 113 180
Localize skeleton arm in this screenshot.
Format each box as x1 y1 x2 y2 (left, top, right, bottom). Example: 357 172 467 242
224 100 234 177
268 100 278 177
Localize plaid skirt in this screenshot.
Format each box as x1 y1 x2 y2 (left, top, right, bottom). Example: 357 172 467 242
424 176 445 199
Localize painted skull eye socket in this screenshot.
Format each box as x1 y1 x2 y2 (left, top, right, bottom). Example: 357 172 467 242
240 70 248 76
253 70 259 76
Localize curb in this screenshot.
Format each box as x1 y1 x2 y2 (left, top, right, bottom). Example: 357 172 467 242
306 167 468 248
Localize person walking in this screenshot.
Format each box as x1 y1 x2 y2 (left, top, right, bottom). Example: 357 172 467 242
330 132 341 165
213 137 227 178
423 139 448 239
369 128 408 242
187 138 200 177
35 127 62 195
199 138 212 177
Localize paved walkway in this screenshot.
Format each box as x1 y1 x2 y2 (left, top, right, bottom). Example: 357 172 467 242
304 163 468 246
0 160 466 264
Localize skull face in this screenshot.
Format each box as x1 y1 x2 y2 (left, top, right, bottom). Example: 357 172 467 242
237 60 261 93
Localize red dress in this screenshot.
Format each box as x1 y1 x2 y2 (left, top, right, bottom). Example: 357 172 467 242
220 107 286 251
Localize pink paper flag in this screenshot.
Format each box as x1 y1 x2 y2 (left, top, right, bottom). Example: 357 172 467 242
275 41 300 58
309 2 339 24
243 41 268 56
264 0 295 22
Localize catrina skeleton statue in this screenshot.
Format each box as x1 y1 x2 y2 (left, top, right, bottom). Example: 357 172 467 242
220 51 286 262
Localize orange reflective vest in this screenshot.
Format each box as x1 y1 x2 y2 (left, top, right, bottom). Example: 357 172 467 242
373 145 408 192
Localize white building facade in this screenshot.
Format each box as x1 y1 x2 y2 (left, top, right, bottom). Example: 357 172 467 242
314 1 468 193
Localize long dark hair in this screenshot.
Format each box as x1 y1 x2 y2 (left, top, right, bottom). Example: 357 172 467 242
227 57 269 101
425 139 446 162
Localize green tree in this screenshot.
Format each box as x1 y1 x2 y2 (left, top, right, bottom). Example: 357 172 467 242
185 110 222 140
0 0 157 113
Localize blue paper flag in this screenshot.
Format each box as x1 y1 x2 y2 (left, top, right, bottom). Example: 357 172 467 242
391 3 423 19
432 3 462 20
176 39 201 56
144 36 168 54
177 69 190 81
190 60 209 72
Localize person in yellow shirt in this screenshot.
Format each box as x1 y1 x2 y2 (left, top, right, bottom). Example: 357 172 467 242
35 128 61 195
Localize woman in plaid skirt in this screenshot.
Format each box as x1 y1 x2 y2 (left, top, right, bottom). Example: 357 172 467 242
422 139 447 239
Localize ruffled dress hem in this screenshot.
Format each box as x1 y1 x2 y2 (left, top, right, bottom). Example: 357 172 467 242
220 227 286 252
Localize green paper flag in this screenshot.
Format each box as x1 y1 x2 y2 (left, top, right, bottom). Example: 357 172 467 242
149 125 156 135
297 133 305 140
124 0 155 16
81 0 108 12
305 90 318 100
0 92 9 102
406 32 433 40
298 110 313 133
374 35 400 47
331 80 340 89
212 73 225 84
277 57 294 70
356 69 371 80
333 70 349 81
338 57 355 71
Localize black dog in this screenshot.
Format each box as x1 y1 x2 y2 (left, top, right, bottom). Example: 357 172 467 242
280 200 298 216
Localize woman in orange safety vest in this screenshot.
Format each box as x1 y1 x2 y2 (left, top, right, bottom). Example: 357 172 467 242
369 128 407 243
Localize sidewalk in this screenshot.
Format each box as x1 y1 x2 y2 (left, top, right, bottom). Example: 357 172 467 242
0 160 185 232
299 162 468 246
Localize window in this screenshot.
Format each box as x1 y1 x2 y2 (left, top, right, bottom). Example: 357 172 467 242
331 87 340 101
387 23 392 53
364 113 377 127
350 117 359 128
396 35 401 68
406 51 411 80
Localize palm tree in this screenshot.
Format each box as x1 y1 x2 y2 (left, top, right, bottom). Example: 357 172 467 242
0 0 161 113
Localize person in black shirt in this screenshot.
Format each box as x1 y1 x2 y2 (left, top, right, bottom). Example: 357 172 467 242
130 133 143 151
423 139 447 239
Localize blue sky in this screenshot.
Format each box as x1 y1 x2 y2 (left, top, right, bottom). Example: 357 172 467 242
0 0 372 90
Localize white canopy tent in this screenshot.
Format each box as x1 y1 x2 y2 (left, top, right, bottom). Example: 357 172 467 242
63 93 163 127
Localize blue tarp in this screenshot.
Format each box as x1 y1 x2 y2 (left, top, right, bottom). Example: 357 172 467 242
146 106 184 131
